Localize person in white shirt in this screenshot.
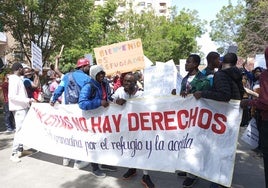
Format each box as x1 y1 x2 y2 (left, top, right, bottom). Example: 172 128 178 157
8 62 35 162
112 72 154 188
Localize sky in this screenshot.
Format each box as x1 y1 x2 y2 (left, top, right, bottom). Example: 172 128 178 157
171 0 238 55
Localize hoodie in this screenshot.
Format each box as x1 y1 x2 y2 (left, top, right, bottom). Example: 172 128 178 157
90 65 104 80
79 65 112 110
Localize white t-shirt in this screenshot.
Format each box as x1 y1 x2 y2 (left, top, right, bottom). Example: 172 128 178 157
112 86 143 101
8 74 30 111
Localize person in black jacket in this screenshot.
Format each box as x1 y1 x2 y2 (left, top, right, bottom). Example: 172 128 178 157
193 53 244 188
193 53 244 101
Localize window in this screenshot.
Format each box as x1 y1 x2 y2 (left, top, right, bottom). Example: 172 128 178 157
138 2 145 6
159 2 166 7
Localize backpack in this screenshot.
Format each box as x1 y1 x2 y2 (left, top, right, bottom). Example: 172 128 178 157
65 73 96 104
65 73 81 104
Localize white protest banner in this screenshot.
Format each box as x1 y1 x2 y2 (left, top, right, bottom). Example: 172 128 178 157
144 55 153 68
241 118 259 149
94 38 145 75
255 54 266 69
31 41 42 73
17 96 241 187
179 59 187 77
143 61 177 97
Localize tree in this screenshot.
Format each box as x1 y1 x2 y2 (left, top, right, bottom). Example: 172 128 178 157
209 0 245 54
118 8 205 64
58 0 125 72
238 0 268 56
0 0 94 66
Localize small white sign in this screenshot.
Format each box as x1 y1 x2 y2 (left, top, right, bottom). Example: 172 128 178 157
143 60 177 97
255 54 266 69
31 41 42 73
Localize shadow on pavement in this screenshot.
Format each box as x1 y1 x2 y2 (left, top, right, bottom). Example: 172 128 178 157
0 134 13 150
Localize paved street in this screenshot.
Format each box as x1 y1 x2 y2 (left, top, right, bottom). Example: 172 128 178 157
0 122 265 188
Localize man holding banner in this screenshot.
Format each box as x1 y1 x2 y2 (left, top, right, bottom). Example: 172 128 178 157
194 53 244 188
79 64 116 177
50 58 91 170
175 54 210 188
112 72 155 188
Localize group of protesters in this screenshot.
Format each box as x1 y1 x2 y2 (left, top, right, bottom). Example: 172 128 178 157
3 46 268 188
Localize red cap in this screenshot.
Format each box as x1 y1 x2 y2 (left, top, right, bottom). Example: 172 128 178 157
76 58 90 68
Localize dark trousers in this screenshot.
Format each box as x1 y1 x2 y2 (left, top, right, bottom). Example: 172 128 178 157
3 102 15 130
260 120 268 188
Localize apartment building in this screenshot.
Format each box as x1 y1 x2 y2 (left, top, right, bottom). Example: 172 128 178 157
95 0 171 18
0 31 18 68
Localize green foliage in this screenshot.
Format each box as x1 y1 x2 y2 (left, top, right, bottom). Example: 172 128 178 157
209 0 246 54
0 0 94 65
118 8 205 64
238 0 268 56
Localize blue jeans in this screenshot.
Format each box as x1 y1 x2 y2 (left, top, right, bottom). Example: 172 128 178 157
3 102 15 131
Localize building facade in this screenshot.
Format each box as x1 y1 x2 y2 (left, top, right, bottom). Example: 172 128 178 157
95 0 171 19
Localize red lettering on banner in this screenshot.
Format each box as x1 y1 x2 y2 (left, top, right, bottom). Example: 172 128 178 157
103 116 112 133
128 113 139 131
163 111 176 130
126 108 227 134
197 109 212 130
188 107 198 127
58 116 73 129
212 113 227 134
140 112 151 130
78 117 88 132
91 116 102 133
33 107 45 123
90 115 122 133
44 115 57 126
177 110 188 130
113 114 122 132
151 112 164 130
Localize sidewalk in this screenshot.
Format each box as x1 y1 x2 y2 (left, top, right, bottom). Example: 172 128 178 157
0 127 265 188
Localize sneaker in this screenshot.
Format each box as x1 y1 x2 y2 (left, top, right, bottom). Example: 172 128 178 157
5 129 15 133
99 164 117 172
177 171 187 177
122 168 137 179
183 177 198 188
17 147 23 157
141 175 155 188
63 158 71 166
73 161 90 169
92 169 106 178
10 153 21 163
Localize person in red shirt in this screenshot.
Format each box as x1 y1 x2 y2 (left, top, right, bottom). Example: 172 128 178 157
1 73 15 132
241 47 268 188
